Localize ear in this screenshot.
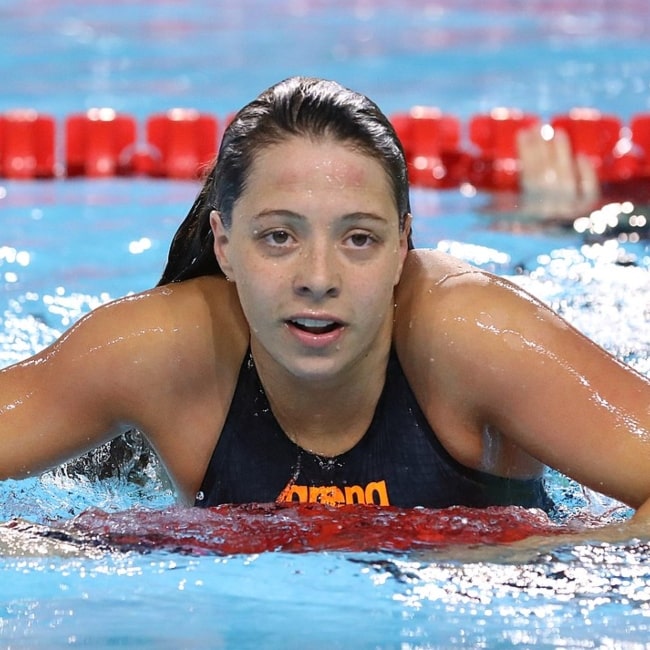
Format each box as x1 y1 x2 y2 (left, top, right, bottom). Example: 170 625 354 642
394 213 412 285
210 210 234 279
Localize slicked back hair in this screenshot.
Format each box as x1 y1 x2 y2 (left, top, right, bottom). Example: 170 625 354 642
158 77 412 285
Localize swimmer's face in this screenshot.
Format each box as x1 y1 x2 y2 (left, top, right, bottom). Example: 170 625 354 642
211 135 410 381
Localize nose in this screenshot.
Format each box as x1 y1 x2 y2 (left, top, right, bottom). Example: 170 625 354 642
293 241 341 300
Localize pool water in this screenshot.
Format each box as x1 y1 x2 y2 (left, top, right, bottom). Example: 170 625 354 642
2 178 648 648
2 0 650 648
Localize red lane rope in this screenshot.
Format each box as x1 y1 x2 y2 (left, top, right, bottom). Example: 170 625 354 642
46 502 566 555
2 107 650 189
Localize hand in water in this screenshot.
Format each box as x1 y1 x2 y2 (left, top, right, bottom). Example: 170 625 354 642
515 125 601 220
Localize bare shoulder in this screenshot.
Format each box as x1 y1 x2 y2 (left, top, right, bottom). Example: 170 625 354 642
83 276 247 391
395 248 509 330
395 248 516 316
398 248 478 286
59 276 244 362
394 248 579 385
393 248 571 471
22 275 249 431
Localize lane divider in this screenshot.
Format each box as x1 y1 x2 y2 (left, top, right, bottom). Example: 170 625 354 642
2 107 650 189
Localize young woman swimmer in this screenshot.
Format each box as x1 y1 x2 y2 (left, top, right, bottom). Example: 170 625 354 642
1 77 649 519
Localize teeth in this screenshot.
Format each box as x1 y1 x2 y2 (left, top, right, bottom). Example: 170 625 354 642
291 318 339 334
294 318 334 327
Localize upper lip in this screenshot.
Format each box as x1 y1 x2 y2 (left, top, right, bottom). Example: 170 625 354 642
286 313 346 327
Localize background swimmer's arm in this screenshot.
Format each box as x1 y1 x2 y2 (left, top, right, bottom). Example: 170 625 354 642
395 250 650 513
487 126 601 222
517 126 600 205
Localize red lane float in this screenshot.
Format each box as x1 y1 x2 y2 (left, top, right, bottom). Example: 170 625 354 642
468 109 540 191
51 502 565 555
65 109 137 177
0 110 56 179
391 108 469 188
143 109 218 179
629 113 650 179
3 107 650 189
550 109 622 182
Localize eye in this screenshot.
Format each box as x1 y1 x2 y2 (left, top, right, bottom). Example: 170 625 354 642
263 229 293 246
346 232 376 248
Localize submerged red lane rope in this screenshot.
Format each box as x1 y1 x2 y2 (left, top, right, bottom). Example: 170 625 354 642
55 502 564 555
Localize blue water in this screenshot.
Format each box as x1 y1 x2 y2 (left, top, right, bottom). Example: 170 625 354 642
2 544 650 649
2 1 650 648
3 0 650 121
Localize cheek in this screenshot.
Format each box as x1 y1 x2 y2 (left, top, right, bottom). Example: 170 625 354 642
234 284 266 335
234 268 282 318
356 268 397 311
235 278 264 309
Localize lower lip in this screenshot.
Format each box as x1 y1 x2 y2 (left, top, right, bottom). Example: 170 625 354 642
285 322 345 349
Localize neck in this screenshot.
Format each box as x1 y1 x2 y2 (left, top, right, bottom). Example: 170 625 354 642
252 340 392 457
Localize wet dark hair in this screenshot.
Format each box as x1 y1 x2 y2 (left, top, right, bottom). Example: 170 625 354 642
158 76 412 285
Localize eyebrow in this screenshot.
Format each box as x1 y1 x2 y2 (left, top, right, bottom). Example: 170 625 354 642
252 209 391 224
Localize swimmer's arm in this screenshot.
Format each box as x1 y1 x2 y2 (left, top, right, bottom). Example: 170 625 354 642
396 250 650 513
482 303 650 518
0 280 216 483
0 292 169 480
0 277 248 498
472 280 650 513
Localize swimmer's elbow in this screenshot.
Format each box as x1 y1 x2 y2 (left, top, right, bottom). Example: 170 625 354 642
0 456 47 482
631 497 650 524
0 467 32 482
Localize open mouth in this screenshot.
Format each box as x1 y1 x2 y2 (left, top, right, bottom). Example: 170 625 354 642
289 318 341 335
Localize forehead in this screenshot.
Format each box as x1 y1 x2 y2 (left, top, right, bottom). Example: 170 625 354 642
245 136 394 198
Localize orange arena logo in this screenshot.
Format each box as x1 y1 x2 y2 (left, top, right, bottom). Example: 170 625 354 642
277 480 390 506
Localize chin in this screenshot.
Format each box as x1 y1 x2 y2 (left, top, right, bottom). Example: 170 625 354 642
283 352 351 383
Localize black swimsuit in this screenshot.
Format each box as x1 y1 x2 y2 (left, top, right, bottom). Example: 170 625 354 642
195 348 550 510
